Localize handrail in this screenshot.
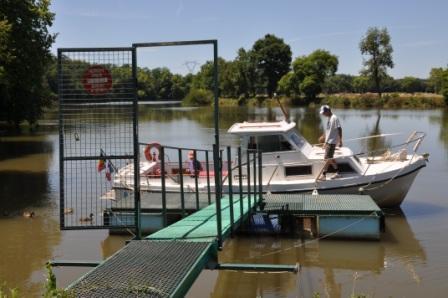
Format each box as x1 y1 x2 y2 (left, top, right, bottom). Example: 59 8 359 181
312 131 426 189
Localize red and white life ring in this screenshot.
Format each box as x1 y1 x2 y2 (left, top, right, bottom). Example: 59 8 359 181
144 143 162 161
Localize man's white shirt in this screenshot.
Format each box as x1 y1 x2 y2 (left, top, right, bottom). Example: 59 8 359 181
325 114 341 145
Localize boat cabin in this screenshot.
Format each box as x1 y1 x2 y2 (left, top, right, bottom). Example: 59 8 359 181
227 121 362 179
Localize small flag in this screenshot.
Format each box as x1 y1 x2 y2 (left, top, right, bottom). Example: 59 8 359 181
105 160 114 181
97 153 106 172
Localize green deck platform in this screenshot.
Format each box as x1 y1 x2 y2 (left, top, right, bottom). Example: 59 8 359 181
263 193 384 240
147 194 254 242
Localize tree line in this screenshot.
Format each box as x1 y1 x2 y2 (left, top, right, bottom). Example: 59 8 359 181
1 1 448 127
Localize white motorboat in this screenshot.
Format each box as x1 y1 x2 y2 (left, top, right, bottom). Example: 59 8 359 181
112 120 427 208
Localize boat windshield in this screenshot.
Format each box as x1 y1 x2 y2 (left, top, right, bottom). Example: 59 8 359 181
289 132 312 156
247 134 293 153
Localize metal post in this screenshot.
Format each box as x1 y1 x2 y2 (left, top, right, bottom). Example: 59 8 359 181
160 146 167 227
238 147 244 217
57 49 65 230
212 41 222 248
253 150 257 205
227 146 234 233
205 150 211 205
213 144 223 248
178 149 185 217
131 47 141 239
194 150 200 210
258 150 263 203
213 40 220 161
246 149 251 211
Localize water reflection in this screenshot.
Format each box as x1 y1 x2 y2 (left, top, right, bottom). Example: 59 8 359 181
0 136 54 213
1 106 447 297
208 211 425 297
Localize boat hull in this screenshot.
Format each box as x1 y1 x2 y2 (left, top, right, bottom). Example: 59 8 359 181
113 164 424 208
272 166 422 207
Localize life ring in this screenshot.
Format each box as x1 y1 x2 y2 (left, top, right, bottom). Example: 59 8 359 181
144 143 162 161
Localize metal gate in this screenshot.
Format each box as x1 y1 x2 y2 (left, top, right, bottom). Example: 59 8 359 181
58 47 140 231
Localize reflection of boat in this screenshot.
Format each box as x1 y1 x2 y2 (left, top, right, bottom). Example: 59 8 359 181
114 120 427 207
204 210 426 297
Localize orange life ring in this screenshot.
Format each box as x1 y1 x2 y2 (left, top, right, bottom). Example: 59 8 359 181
144 143 162 161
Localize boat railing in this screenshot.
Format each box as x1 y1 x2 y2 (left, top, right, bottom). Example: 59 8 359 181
312 131 426 191
139 142 263 244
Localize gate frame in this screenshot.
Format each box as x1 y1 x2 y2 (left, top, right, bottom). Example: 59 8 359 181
57 46 140 234
132 40 220 242
58 40 220 240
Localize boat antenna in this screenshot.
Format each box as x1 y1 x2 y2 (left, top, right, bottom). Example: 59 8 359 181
275 95 290 123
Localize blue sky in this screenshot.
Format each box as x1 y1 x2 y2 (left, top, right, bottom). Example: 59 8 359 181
50 0 448 78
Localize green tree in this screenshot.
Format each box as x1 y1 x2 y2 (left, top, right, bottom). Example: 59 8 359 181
251 34 292 97
428 67 445 93
323 74 355 94
359 27 394 98
292 49 338 98
397 76 426 93
233 48 257 97
192 57 227 94
442 70 448 105
277 72 299 97
0 0 56 127
352 75 372 93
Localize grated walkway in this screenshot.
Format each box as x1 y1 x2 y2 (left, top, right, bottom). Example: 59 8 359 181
67 241 213 298
263 193 382 215
68 194 259 297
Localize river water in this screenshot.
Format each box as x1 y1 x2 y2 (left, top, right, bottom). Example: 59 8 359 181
1 106 447 297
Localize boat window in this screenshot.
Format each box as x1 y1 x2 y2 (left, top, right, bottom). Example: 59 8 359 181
326 162 357 173
285 165 313 176
255 135 292 153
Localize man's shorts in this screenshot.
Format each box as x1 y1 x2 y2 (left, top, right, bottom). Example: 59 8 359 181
324 143 336 159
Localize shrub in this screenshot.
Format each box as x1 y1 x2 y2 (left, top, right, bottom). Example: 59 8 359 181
182 88 213 106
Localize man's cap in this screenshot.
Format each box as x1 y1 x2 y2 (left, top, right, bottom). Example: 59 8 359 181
319 105 331 114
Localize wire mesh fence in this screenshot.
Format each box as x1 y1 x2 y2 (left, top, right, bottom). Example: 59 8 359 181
58 48 138 229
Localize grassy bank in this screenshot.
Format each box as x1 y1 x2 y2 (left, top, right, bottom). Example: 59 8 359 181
216 92 446 109
323 92 445 109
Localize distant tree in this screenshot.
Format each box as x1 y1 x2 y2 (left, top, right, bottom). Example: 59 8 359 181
359 27 394 98
277 72 299 97
292 49 338 98
220 59 239 98
192 57 228 95
0 20 12 83
251 34 292 97
323 74 355 94
352 75 373 93
233 48 257 97
442 70 448 105
0 0 56 126
397 76 426 93
381 74 399 92
428 67 446 93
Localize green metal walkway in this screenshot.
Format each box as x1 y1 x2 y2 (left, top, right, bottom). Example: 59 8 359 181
68 195 257 298
147 194 254 241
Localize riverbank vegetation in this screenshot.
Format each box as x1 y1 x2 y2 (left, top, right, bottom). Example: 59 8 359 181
2 2 448 130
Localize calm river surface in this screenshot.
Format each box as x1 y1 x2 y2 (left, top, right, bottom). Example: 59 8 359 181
1 106 448 297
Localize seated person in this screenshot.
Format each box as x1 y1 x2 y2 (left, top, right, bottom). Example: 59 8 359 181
248 136 257 150
187 150 203 177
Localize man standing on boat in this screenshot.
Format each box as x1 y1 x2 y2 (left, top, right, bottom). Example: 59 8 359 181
319 105 342 180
